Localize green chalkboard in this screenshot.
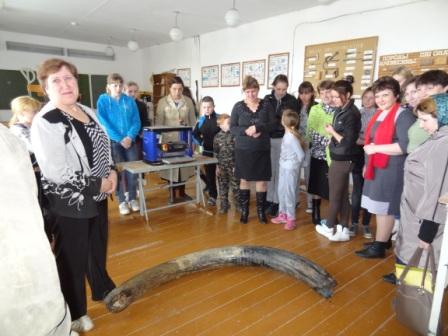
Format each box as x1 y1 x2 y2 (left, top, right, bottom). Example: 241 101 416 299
78 74 91 107
91 75 107 109
0 69 42 109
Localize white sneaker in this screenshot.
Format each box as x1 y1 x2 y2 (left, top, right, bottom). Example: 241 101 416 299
129 199 140 212
119 202 130 215
315 220 334 239
70 331 79 336
330 224 350 242
71 315 94 333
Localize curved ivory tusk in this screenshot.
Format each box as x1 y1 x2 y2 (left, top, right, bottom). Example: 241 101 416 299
104 245 337 312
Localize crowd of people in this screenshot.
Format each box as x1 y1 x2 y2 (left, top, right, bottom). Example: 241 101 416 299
3 55 448 334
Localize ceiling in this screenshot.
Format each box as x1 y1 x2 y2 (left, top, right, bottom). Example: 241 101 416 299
0 0 331 48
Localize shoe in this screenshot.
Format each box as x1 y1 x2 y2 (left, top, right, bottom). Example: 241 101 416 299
271 212 287 224
118 202 130 215
239 189 250 224
284 217 296 230
383 272 397 285
71 315 94 333
269 203 279 217
349 223 358 237
364 239 392 250
70 331 79 336
256 192 267 224
305 207 313 214
355 242 386 259
362 226 373 239
330 225 350 242
207 197 216 206
315 220 334 239
129 199 140 212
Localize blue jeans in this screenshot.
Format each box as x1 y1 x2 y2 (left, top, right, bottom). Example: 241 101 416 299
111 141 138 203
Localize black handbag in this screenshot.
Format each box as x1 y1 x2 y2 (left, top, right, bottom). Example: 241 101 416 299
394 246 437 335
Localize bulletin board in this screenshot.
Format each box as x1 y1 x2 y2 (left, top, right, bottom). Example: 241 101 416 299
378 48 448 77
303 36 378 96
201 65 219 88
268 53 289 88
221 62 241 87
242 59 266 86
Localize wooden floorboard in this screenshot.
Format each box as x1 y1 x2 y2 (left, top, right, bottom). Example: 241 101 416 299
84 176 444 335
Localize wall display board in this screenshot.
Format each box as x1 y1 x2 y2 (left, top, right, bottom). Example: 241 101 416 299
177 68 191 87
201 65 219 88
268 53 289 87
303 36 378 96
242 59 266 86
221 62 241 87
378 48 448 77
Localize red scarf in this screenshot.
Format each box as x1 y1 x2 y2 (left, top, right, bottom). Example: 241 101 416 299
364 102 400 180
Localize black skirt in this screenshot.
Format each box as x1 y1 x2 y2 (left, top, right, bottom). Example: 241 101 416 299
308 157 329 200
235 149 271 181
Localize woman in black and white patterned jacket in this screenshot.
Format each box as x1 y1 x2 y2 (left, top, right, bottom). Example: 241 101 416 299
31 58 116 333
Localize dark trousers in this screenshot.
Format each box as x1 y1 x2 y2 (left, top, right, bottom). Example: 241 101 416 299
203 152 217 199
351 157 372 226
327 160 354 228
53 200 115 320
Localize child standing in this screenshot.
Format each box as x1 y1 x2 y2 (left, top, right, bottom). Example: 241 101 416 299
271 110 305 230
193 96 221 206
213 114 240 214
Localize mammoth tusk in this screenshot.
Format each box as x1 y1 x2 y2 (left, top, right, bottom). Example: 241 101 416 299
104 245 337 313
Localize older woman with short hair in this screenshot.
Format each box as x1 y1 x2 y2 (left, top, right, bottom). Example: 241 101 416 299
31 58 117 332
231 75 274 224
355 76 415 259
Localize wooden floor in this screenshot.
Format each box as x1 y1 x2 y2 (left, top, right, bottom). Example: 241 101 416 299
85 176 445 336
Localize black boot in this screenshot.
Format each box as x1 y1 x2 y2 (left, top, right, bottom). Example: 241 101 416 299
311 199 321 225
355 241 386 259
256 192 267 224
364 237 392 250
239 189 250 224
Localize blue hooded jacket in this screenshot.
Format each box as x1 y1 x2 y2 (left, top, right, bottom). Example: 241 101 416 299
97 93 141 142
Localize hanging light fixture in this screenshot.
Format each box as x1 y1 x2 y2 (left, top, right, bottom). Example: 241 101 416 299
127 29 139 51
225 0 240 27
104 36 115 57
169 11 183 42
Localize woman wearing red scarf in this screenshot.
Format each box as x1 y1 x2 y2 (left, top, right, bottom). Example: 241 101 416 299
356 76 415 259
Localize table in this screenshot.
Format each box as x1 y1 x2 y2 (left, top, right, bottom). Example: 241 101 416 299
119 155 218 229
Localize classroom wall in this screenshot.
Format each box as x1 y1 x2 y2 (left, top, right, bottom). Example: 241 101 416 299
142 0 447 114
0 30 145 120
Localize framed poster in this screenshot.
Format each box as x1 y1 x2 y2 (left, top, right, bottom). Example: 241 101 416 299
201 65 219 88
268 52 289 87
221 62 241 87
242 59 266 85
303 36 378 96
378 48 448 77
176 68 191 87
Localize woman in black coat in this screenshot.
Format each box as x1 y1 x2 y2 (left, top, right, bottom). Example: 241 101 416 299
231 76 275 224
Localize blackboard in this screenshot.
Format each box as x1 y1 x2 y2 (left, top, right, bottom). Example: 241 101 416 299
0 69 41 109
0 69 107 110
91 75 107 109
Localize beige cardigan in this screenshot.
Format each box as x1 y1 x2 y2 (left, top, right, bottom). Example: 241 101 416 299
155 95 196 182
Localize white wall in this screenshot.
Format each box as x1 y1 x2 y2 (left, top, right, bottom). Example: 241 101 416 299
142 0 447 115
0 30 145 120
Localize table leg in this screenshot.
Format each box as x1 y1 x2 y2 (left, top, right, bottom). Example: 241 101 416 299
137 173 150 228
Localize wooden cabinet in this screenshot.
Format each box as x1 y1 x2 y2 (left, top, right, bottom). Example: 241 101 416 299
152 72 176 109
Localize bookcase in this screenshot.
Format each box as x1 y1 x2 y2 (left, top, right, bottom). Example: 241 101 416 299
152 72 176 109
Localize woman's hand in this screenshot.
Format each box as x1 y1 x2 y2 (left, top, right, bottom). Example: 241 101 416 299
245 125 257 136
418 239 430 250
100 177 113 193
252 132 261 138
324 124 334 135
106 170 118 194
364 143 377 155
121 136 132 149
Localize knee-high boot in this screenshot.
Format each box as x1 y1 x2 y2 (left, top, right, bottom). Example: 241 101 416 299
256 192 267 224
312 198 321 225
239 189 250 224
